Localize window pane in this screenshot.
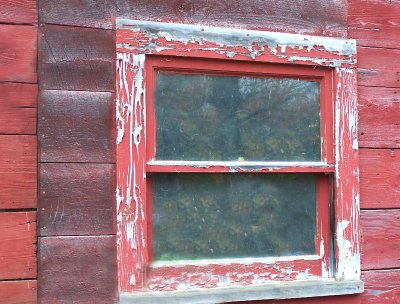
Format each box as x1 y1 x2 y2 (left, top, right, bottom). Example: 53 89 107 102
152 173 316 261
154 72 321 161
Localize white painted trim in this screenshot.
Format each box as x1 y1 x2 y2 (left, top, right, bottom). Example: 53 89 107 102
121 279 364 304
151 254 320 268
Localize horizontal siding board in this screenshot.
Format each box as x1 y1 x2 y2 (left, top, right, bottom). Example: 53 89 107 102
361 269 400 304
0 212 36 280
38 0 347 37
348 0 400 48
358 47 400 88
38 235 118 303
0 83 38 107
0 108 37 135
360 210 400 270
38 24 114 91
0 0 37 24
0 136 37 209
0 24 37 83
0 280 37 304
358 87 400 148
38 163 115 236
359 149 400 209
38 90 115 163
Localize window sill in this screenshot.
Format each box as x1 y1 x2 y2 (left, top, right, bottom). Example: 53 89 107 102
120 279 364 304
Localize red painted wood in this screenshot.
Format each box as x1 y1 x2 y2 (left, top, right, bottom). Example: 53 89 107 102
361 269 400 304
360 209 400 270
38 163 115 236
358 47 400 88
38 236 118 303
39 25 114 91
38 0 347 37
348 0 400 48
38 90 115 163
0 280 37 304
0 25 37 83
0 83 37 107
358 86 400 149
0 0 37 24
359 149 400 209
0 212 36 280
0 136 37 209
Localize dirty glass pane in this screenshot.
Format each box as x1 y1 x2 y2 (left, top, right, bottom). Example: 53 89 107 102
154 72 321 161
152 173 316 261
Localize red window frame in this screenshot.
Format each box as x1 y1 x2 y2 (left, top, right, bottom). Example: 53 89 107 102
115 19 362 299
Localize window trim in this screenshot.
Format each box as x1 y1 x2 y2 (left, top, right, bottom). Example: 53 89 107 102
115 19 362 300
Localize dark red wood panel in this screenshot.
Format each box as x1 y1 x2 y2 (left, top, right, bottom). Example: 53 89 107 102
0 0 37 24
0 136 37 209
38 163 115 236
38 236 118 303
358 47 400 88
360 209 400 270
358 87 400 148
0 25 36 83
361 270 400 304
38 0 347 36
0 212 36 280
38 24 114 91
0 280 37 304
360 149 400 209
348 0 400 48
38 90 115 163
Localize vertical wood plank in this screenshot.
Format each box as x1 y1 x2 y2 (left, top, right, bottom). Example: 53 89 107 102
38 236 118 304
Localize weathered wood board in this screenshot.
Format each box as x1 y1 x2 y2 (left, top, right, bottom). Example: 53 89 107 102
0 24 36 83
38 0 347 36
38 90 115 163
38 236 118 303
38 25 114 91
361 270 400 304
0 280 37 304
348 0 400 48
358 87 400 149
361 210 400 270
359 149 400 209
39 163 115 236
0 136 37 209
0 212 36 280
0 0 37 24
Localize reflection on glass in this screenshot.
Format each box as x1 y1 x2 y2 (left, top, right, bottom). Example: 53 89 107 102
152 173 316 261
154 72 321 161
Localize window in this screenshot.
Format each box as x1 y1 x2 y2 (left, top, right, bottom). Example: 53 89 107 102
116 20 363 302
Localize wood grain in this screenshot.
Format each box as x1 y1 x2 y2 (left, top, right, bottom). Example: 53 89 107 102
38 236 118 304
39 24 114 91
361 270 400 304
358 47 400 88
358 87 400 148
38 0 347 36
0 0 37 24
360 209 400 270
0 83 38 107
38 90 115 163
0 212 36 280
359 149 400 209
0 280 37 304
348 0 400 48
38 163 115 236
0 25 36 83
0 136 37 209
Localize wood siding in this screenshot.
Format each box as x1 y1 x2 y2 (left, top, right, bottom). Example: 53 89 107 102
0 1 38 303
31 0 400 303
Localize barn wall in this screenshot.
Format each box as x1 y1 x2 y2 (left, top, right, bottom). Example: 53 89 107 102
32 0 400 303
0 1 38 303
